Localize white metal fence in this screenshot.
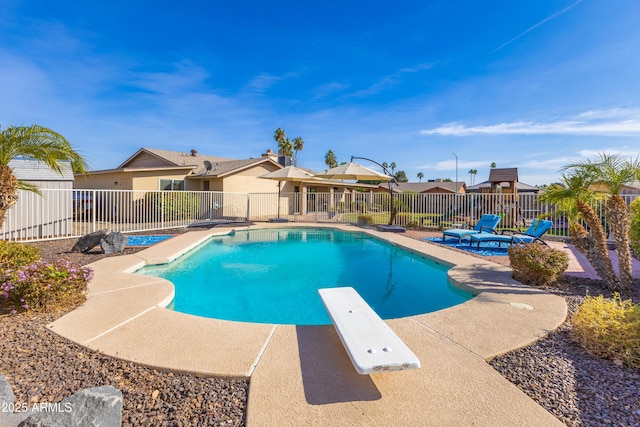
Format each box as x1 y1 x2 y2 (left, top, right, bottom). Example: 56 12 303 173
0 188 636 242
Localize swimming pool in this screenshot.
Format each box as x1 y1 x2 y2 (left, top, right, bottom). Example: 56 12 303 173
138 228 473 325
126 235 173 246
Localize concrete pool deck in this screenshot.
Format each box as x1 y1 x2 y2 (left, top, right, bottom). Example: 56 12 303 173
48 223 567 426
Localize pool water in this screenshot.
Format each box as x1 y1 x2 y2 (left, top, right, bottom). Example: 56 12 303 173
126 235 173 246
138 228 473 325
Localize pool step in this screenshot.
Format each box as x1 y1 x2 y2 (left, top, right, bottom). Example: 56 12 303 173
318 287 420 375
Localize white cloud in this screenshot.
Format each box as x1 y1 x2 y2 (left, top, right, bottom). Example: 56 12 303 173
420 108 640 136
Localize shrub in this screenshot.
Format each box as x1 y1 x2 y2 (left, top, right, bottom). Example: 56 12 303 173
145 192 201 220
0 240 40 270
356 214 373 225
508 243 569 287
1 260 93 313
572 294 640 368
629 198 640 257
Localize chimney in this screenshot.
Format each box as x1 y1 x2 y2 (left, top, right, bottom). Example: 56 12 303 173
190 149 198 156
262 149 274 158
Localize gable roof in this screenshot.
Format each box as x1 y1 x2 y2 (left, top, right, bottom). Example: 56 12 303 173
380 181 466 193
466 180 539 193
488 167 518 183
118 147 234 169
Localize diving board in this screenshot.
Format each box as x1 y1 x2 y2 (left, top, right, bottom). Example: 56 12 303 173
318 287 421 375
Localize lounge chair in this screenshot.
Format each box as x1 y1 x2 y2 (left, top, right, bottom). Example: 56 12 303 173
442 214 502 243
469 219 554 247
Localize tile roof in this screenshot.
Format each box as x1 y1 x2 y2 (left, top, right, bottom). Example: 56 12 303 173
488 167 518 183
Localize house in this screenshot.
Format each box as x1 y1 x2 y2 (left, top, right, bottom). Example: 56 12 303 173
1 159 74 239
466 168 539 194
74 147 378 219
378 181 466 194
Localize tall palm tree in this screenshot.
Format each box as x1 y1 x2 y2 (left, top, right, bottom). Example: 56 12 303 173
390 162 396 174
279 138 293 157
540 172 619 289
292 137 304 164
417 172 424 182
563 153 640 291
471 169 478 185
324 150 338 169
0 124 88 228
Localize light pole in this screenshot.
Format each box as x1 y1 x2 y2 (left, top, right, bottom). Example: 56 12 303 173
453 152 458 216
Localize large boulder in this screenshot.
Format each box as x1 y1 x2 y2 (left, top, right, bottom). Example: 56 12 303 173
0 373 15 406
100 232 128 255
71 230 109 253
18 386 122 427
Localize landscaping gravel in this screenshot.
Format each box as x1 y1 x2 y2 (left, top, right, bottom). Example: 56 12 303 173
2 229 639 426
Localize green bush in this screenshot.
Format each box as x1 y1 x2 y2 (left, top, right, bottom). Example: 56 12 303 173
572 293 640 368
0 240 40 270
145 192 201 220
1 260 93 313
629 198 640 257
508 243 569 287
356 214 373 225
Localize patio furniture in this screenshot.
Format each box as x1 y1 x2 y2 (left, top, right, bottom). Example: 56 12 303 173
442 214 502 243
469 219 554 247
318 287 420 375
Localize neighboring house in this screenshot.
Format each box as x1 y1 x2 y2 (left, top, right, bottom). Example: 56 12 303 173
378 181 466 194
466 181 539 194
74 147 377 219
0 159 74 239
466 167 539 194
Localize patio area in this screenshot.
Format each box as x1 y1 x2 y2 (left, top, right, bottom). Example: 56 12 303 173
42 223 574 425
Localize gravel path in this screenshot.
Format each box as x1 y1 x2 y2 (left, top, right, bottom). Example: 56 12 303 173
1 228 639 426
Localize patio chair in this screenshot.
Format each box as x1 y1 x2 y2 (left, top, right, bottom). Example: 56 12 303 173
442 214 502 243
469 219 554 247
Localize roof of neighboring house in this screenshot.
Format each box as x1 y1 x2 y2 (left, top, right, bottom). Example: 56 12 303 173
378 181 466 193
488 167 518 183
118 147 235 169
190 158 278 178
466 180 539 193
10 159 74 181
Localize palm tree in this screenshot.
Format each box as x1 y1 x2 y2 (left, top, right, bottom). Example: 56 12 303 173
0 124 88 228
274 128 286 148
468 169 478 185
390 162 396 174
292 136 304 163
563 153 640 291
540 172 619 289
417 172 424 182
279 138 293 157
324 150 338 169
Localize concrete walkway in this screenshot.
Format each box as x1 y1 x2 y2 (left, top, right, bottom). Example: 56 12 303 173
49 223 567 426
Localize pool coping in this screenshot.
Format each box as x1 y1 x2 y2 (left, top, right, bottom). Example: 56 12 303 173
48 223 567 426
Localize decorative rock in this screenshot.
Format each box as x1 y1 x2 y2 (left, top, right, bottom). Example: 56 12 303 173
100 232 128 255
71 230 109 253
0 373 15 406
19 386 122 427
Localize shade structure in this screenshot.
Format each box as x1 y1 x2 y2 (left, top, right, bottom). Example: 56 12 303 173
314 162 392 181
259 166 315 218
260 165 315 181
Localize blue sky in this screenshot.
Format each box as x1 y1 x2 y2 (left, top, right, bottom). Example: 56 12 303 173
1 0 639 186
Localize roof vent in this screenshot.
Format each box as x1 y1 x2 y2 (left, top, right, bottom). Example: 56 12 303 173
190 149 198 156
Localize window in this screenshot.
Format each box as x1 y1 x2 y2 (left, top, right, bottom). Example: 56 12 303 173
160 179 185 191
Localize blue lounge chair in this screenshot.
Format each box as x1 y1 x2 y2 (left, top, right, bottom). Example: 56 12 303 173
442 214 502 243
469 219 554 247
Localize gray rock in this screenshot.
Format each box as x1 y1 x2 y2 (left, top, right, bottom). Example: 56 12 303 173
71 230 109 253
100 232 128 255
0 373 15 405
18 386 122 427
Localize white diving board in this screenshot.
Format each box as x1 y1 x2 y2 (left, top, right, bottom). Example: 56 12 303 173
318 287 421 375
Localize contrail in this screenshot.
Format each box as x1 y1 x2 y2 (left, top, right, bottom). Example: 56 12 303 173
495 0 583 51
